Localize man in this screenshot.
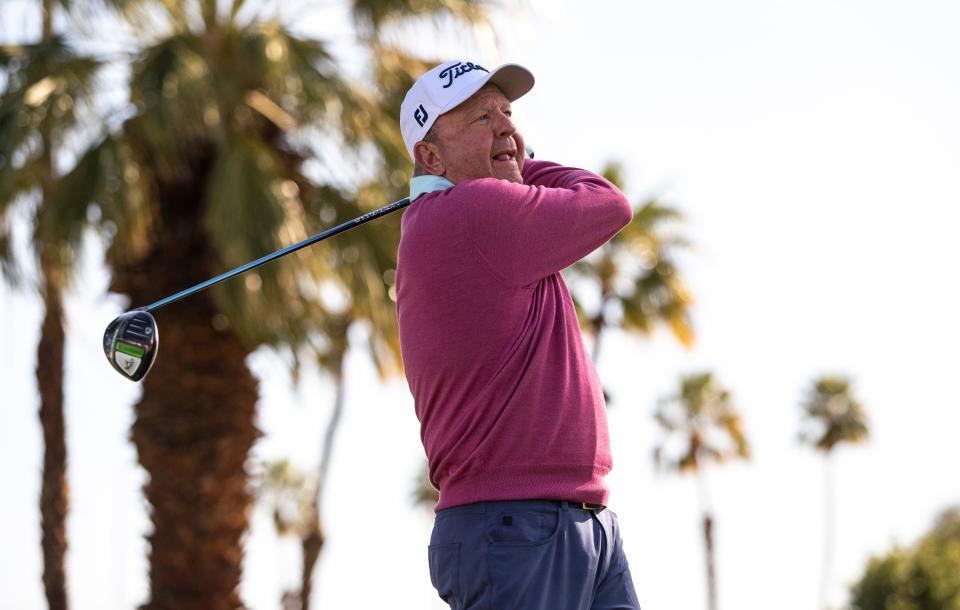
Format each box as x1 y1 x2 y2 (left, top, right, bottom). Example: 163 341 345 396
395 60 641 610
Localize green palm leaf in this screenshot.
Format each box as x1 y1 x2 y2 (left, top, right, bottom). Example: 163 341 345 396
351 0 489 35
565 169 695 361
653 372 751 474
800 375 870 453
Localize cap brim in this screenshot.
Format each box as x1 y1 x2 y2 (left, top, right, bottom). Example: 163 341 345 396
436 63 536 117
487 63 535 102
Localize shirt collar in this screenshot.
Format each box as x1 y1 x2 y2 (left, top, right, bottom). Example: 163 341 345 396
409 174 454 202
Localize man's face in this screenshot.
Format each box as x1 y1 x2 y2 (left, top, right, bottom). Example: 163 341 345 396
429 84 525 184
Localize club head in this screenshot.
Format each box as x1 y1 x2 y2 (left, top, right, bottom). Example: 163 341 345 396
103 310 159 382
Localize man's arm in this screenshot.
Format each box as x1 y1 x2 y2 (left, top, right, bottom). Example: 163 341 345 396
461 159 632 286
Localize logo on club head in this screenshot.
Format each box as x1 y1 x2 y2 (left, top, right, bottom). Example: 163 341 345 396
115 352 141 375
414 104 428 127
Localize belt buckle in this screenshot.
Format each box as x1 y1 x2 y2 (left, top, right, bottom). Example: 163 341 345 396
580 502 602 511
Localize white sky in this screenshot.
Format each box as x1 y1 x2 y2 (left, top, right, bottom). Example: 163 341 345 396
2 0 960 609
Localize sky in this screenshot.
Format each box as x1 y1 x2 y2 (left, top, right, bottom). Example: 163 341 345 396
2 0 960 609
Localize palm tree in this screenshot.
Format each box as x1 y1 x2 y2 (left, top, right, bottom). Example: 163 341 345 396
44 8 361 606
0 3 102 607
653 372 750 610
25 0 492 608
254 459 313 608
565 163 693 401
295 254 404 609
29 1 491 607
799 375 869 610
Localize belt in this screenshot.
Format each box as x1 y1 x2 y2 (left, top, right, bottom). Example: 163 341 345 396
558 500 606 512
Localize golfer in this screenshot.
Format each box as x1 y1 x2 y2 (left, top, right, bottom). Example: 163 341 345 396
396 60 641 610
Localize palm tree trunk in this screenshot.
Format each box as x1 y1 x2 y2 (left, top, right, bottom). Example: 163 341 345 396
116 151 260 610
37 250 68 610
696 470 717 610
131 293 259 610
703 512 717 610
589 299 609 405
36 2 69 609
298 507 324 610
819 453 835 610
589 265 615 365
589 290 611 365
299 344 347 610
590 317 605 365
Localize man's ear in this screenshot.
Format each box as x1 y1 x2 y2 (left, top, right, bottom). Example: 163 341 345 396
414 140 445 176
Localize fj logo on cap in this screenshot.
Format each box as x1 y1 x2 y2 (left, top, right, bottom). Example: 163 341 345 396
414 104 429 127
438 61 489 89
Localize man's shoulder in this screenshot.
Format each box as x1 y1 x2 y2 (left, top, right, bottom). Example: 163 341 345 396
405 179 520 223
399 188 466 246
436 177 526 200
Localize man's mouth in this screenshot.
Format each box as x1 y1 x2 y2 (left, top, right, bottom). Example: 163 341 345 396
492 150 516 163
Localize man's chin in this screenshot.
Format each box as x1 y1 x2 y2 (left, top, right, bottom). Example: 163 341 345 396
493 166 523 184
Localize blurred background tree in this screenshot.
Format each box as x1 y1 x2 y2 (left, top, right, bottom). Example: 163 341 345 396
254 459 314 610
3 0 492 608
654 372 750 610
412 460 439 509
566 161 693 404
847 507 960 610
800 374 870 610
0 2 103 608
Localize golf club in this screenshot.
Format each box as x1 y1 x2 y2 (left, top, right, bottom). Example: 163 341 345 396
103 144 535 382
103 196 411 381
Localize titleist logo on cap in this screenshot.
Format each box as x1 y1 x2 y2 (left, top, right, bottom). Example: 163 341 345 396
438 61 489 88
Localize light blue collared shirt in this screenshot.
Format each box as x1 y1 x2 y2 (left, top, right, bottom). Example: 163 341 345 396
409 175 454 202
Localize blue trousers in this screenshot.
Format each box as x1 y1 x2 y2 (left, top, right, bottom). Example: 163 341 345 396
428 500 641 610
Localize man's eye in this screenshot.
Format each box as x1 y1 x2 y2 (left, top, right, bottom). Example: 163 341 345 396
504 110 512 117
476 113 489 121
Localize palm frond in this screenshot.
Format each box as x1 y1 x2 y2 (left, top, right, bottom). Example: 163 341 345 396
204 134 331 347
254 459 312 536
566 182 695 357
0 36 102 170
601 161 625 190
0 34 105 285
0 211 20 284
350 0 490 36
38 137 104 272
799 375 869 452
366 45 439 169
127 33 212 178
653 372 751 475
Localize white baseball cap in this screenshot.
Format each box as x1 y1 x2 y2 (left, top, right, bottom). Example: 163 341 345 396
400 60 535 160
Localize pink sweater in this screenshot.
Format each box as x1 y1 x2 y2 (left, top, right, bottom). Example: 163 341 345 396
396 160 633 511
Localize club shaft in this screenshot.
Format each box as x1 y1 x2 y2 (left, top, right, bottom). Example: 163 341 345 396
142 197 411 312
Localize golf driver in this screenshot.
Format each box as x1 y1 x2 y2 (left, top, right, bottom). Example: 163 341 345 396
102 145 534 382
103 196 412 381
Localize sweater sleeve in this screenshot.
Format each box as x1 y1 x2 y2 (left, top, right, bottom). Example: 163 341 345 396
461 159 633 287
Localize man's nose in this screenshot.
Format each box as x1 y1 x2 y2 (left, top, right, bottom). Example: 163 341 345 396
492 111 515 137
